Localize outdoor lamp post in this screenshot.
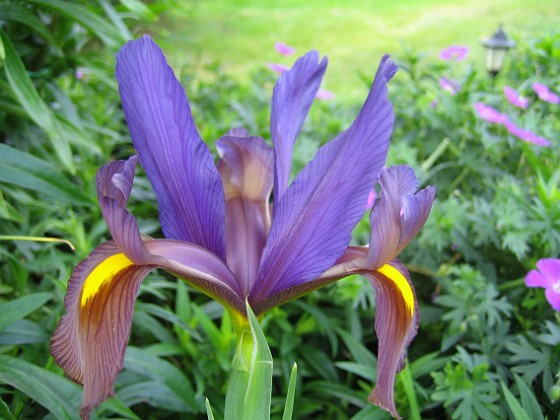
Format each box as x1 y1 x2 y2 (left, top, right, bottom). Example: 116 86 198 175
481 25 516 77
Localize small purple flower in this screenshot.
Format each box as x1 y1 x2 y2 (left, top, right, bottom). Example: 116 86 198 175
315 88 335 100
439 77 460 95
267 63 289 74
526 258 560 310
503 86 528 109
504 122 551 147
439 45 469 61
275 41 295 56
75 68 85 79
430 99 438 109
473 102 509 124
51 35 435 419
533 82 560 104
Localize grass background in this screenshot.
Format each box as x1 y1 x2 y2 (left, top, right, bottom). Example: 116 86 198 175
156 0 560 103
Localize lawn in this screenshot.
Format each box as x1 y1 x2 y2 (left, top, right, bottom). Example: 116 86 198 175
159 0 560 102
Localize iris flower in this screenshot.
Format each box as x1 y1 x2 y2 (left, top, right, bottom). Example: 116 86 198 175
51 35 435 419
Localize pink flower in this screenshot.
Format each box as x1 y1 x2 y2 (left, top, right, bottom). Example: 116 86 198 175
473 102 509 124
315 88 335 100
503 86 528 109
439 77 460 95
267 63 289 74
504 122 551 147
526 259 560 310
274 42 295 56
439 45 469 61
533 82 560 104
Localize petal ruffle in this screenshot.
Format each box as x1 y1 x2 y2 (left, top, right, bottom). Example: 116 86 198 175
271 51 327 202
254 55 397 303
51 241 154 419
217 131 273 293
363 166 435 269
116 35 226 259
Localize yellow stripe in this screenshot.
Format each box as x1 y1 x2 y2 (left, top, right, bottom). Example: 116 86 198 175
377 264 414 317
80 253 134 307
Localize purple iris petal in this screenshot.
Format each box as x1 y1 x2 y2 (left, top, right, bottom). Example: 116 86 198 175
270 50 327 203
525 258 560 311
315 88 335 100
474 102 509 124
533 82 560 104
254 55 397 302
115 35 227 259
275 41 295 56
266 63 289 74
363 166 436 269
439 45 469 61
504 86 528 109
504 122 551 147
439 77 459 95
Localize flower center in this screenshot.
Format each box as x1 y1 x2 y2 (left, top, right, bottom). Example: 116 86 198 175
553 281 560 293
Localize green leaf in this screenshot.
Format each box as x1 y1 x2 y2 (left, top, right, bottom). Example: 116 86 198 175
0 29 74 172
0 144 92 206
123 346 199 412
0 395 17 420
27 0 128 49
0 319 49 345
514 374 544 420
501 381 531 420
282 363 297 420
224 303 273 420
205 398 216 420
0 292 52 331
120 0 158 21
0 4 58 47
0 355 81 419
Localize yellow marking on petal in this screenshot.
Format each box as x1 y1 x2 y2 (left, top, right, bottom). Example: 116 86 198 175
377 264 414 317
80 253 134 307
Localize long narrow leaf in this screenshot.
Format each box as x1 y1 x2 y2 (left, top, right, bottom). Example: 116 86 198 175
0 28 74 172
0 293 52 331
0 355 82 419
27 0 128 49
0 4 58 47
281 363 298 420
501 381 531 420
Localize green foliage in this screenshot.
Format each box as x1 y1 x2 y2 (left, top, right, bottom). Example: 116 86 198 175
1 2 559 418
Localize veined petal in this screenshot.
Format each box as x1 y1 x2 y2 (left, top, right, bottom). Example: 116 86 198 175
271 51 327 203
51 241 154 419
51 239 243 418
217 131 273 293
253 55 397 303
116 35 226 259
365 260 418 418
362 166 435 269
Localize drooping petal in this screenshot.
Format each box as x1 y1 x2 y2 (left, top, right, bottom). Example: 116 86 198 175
51 238 244 418
253 55 397 303
545 288 560 311
216 131 274 293
365 260 419 419
51 241 154 419
271 50 327 203
116 35 226 258
96 156 151 263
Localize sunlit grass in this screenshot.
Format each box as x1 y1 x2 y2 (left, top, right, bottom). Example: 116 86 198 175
158 0 559 103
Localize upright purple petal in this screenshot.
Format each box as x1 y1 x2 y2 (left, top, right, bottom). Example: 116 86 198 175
115 35 226 258
361 166 435 270
270 51 328 203
216 130 274 293
253 55 397 303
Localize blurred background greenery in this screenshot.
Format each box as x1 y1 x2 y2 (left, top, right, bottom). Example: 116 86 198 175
0 1 559 419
